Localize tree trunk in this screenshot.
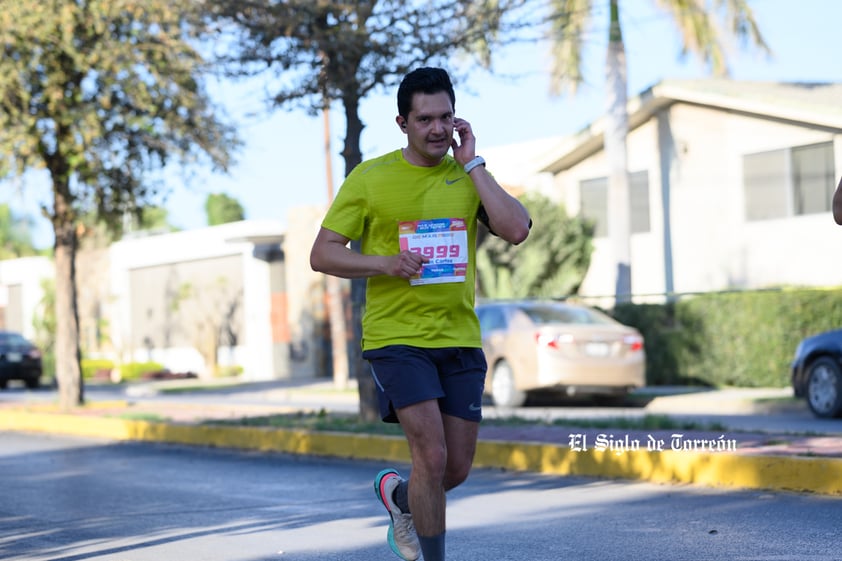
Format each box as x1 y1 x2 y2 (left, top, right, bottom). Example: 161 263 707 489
52 201 84 410
605 0 632 304
340 91 379 422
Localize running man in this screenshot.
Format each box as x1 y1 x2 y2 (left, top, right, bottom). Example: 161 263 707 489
310 67 531 561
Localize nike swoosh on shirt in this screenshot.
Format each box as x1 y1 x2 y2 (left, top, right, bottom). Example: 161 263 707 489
445 177 465 185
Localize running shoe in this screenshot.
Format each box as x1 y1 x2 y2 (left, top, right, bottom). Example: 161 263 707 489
374 468 420 561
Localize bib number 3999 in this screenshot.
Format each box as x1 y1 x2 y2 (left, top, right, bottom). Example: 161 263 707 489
399 218 469 286
412 244 461 259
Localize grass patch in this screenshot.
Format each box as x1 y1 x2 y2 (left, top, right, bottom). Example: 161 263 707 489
205 410 729 435
492 414 729 432
158 382 358 397
206 409 406 436
159 385 235 395
753 396 800 407
112 411 170 423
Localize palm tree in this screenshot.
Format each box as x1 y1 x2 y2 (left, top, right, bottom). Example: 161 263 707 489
547 0 769 303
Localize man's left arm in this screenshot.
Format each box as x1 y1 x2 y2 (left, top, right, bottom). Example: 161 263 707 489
468 164 531 244
833 175 842 225
451 117 531 245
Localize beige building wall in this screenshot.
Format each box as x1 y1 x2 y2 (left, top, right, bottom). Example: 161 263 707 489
285 205 334 380
552 102 842 303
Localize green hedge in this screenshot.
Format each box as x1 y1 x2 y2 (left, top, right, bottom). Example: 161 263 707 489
611 287 842 388
120 361 166 381
81 359 164 382
81 359 115 380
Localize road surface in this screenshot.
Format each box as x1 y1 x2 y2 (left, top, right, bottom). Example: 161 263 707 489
1 431 839 561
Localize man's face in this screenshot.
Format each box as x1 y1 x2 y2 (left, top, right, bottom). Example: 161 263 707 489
399 91 454 166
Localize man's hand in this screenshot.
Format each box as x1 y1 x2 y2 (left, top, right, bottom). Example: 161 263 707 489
387 250 429 279
450 117 476 166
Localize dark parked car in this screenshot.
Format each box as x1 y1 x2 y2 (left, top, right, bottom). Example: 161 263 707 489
791 329 842 418
0 331 43 389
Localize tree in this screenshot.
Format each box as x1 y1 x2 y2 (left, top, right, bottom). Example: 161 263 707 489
0 204 41 258
547 0 769 303
319 87 351 391
137 206 177 232
0 1 238 409
208 0 531 421
75 205 177 252
477 193 593 299
205 192 246 225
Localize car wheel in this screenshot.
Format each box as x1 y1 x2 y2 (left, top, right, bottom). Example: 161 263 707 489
805 356 842 418
24 376 41 390
490 361 526 408
0 379 7 390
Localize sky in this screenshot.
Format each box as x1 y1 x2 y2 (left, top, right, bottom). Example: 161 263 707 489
3 0 841 249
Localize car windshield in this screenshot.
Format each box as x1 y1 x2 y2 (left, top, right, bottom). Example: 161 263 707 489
519 304 615 326
0 333 27 346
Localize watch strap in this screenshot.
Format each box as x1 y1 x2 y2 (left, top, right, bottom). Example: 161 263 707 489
464 155 486 175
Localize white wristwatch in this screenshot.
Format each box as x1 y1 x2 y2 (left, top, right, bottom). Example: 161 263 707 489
464 155 486 174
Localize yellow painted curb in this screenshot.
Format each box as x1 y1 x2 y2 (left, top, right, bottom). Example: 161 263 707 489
2 410 840 495
473 440 842 495
0 410 412 463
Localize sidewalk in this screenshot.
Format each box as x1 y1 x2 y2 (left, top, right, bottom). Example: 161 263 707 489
2 380 841 496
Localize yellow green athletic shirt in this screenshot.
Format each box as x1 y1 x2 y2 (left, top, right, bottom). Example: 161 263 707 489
322 149 482 351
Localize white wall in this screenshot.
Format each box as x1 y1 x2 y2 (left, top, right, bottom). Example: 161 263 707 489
666 105 840 293
556 103 842 302
109 220 285 377
0 256 54 339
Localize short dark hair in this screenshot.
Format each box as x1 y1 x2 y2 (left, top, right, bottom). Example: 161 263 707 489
397 67 456 119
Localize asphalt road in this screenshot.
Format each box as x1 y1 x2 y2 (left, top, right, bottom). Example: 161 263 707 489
2 431 840 561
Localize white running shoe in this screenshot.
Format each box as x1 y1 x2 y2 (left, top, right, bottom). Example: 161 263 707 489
374 468 421 561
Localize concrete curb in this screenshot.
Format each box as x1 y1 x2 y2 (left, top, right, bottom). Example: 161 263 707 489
3 410 840 496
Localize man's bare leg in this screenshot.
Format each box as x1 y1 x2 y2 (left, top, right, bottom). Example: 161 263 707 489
396 401 481 561
397 400 447 537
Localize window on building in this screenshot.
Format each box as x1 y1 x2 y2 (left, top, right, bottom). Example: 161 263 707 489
630 171 651 234
580 177 608 237
743 141 835 221
579 171 650 238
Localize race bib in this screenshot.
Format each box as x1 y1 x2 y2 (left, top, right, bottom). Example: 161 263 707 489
399 218 468 286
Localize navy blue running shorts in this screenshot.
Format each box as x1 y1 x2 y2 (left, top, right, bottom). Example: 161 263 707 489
362 345 487 424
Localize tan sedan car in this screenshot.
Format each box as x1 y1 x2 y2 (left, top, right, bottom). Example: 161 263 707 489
476 300 646 407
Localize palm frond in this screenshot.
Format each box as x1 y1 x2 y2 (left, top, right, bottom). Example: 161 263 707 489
547 0 594 95
654 0 771 76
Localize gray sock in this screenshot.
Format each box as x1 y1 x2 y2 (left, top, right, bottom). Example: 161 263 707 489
418 532 446 561
393 478 410 513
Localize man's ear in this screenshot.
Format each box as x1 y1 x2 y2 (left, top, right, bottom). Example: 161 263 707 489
396 116 407 131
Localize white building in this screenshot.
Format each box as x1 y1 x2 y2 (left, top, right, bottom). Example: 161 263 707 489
0 256 54 339
0 210 331 382
495 79 842 305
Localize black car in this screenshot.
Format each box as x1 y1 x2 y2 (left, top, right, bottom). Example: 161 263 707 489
791 329 842 418
0 331 43 389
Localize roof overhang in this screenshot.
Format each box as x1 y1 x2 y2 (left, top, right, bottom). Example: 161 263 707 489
541 80 842 175
225 234 285 246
